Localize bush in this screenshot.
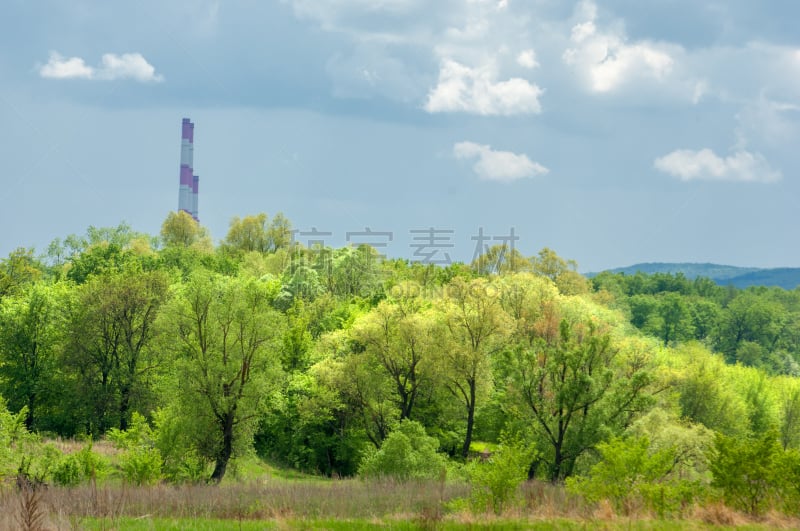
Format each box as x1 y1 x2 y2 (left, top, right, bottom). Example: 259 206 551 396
708 430 782 515
51 453 83 486
119 447 162 486
358 420 448 480
567 436 701 517
108 412 163 485
153 407 209 484
468 437 536 514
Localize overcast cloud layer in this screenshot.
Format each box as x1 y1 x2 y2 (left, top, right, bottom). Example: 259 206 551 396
1 0 799 271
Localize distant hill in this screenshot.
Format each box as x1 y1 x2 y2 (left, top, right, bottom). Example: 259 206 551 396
588 263 800 290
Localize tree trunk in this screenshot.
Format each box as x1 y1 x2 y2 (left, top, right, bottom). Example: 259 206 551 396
461 380 476 458
210 413 235 484
119 387 130 431
25 393 35 431
551 442 563 483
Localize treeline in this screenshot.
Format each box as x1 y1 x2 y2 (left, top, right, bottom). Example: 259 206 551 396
592 270 800 374
1 212 800 517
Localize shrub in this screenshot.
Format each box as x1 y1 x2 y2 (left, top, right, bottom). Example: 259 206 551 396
153 407 209 484
708 430 782 515
119 447 162 486
108 412 163 485
468 437 536 514
51 453 83 487
358 420 448 480
567 436 701 517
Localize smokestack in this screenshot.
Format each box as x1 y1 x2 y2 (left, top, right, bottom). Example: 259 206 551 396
178 118 195 218
192 175 199 221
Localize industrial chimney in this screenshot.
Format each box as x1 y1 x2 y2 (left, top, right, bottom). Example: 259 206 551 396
178 118 199 221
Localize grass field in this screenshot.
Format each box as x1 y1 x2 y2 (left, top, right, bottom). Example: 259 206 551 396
2 478 797 530
1 456 797 530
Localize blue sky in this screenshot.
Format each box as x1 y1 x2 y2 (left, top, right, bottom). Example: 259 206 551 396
1 0 799 271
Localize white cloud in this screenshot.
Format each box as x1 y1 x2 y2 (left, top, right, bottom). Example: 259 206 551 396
39 52 163 82
425 59 543 115
39 53 94 79
563 0 676 93
284 0 545 110
516 49 538 69
96 53 163 82
454 141 548 182
654 148 781 183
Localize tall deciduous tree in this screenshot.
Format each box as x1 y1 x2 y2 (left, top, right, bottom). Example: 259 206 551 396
351 288 436 422
166 273 284 483
66 269 168 433
0 248 42 300
0 282 68 430
505 317 654 482
437 277 511 457
160 211 212 250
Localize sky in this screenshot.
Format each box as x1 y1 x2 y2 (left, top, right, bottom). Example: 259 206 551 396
1 0 799 272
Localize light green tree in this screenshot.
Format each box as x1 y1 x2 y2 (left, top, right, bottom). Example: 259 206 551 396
0 282 68 430
505 319 654 482
437 277 511 458
164 273 284 483
351 289 436 421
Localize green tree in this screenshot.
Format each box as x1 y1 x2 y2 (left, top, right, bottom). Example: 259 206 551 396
66 269 169 433
0 248 42 299
648 293 694 346
716 292 783 364
224 213 271 254
0 283 68 430
351 291 436 421
437 277 511 458
165 273 284 483
468 436 537 514
471 244 530 276
160 211 212 250
709 430 782 515
530 248 589 295
566 436 697 516
505 320 654 482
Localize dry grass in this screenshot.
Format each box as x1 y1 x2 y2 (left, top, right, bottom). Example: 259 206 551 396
0 478 469 524
44 438 120 458
1 478 797 529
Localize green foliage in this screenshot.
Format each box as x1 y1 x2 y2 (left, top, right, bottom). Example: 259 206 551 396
50 442 108 486
10 213 800 525
0 401 39 478
504 318 654 481
358 420 448 480
152 407 209 484
708 430 782 515
51 451 84 486
567 436 700 517
0 282 67 431
108 412 163 485
467 436 537 514
119 445 162 486
163 273 285 483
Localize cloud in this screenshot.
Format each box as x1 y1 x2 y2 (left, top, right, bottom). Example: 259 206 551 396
284 0 545 110
454 141 548 182
563 0 676 93
425 59 543 115
39 53 94 79
39 52 163 82
516 49 538 69
654 148 781 183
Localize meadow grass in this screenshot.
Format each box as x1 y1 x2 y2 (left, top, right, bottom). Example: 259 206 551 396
1 456 797 530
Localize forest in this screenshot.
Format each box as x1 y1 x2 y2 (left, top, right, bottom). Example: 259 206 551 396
2 210 800 527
